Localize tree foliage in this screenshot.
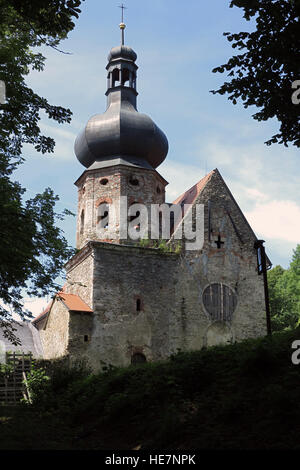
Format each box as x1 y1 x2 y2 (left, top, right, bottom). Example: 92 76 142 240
0 1 83 336
268 244 300 331
211 0 300 147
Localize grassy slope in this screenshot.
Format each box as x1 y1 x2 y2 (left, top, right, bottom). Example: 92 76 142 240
1 327 300 450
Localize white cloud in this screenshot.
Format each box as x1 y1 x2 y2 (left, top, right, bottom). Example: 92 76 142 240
23 298 50 318
245 200 300 243
0 297 50 321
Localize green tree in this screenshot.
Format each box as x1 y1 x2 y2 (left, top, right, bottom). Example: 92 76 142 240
268 245 300 331
211 0 300 148
0 0 83 341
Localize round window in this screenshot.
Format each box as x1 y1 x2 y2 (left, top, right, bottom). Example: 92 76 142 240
128 174 144 189
203 283 237 322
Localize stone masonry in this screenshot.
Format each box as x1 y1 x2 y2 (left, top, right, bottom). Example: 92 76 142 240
34 168 268 372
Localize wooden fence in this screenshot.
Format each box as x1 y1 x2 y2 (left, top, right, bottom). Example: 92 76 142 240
0 352 33 406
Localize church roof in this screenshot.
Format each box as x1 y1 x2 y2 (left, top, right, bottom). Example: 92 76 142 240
172 170 215 206
31 300 53 325
74 37 168 171
57 293 92 313
32 292 92 327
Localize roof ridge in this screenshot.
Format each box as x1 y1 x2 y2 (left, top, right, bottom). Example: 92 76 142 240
172 169 215 206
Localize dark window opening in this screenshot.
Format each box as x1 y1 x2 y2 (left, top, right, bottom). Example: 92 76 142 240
131 353 146 365
84 335 89 342
98 203 109 228
157 186 161 194
214 234 225 249
128 205 140 223
112 68 120 87
136 298 141 312
100 178 108 186
121 68 130 86
129 176 139 186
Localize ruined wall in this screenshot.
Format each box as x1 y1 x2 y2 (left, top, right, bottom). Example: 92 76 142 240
171 170 267 352
58 169 267 371
66 242 178 371
39 298 69 359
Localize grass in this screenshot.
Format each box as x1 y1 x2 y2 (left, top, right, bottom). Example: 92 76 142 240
1 327 300 450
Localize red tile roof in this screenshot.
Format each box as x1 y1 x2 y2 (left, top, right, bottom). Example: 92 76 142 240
172 170 215 206
32 300 54 324
32 292 92 325
57 292 93 312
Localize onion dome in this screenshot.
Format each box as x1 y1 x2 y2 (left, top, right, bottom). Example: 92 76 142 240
74 30 168 170
108 45 137 63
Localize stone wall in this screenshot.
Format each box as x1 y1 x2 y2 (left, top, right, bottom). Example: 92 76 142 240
75 165 168 249
66 242 178 371
65 244 94 308
39 297 70 359
43 168 267 371
171 169 267 351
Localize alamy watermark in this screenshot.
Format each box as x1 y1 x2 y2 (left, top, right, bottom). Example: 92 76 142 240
0 80 6 104
291 340 300 364
291 80 300 105
95 198 204 251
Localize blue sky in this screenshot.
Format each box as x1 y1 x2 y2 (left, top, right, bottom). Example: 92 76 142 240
13 0 300 314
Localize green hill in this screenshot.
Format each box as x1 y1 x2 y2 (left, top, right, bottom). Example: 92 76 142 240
1 327 300 450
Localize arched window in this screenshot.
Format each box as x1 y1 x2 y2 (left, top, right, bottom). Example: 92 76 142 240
131 353 146 365
121 68 130 86
128 203 140 225
112 68 120 87
98 202 109 228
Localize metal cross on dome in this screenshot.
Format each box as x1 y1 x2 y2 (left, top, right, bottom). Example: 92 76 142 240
118 3 127 45
118 3 127 22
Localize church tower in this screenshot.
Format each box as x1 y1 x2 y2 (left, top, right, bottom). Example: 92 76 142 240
74 21 168 249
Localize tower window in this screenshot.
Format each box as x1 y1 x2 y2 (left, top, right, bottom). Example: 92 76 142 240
131 353 146 365
98 202 109 228
128 202 140 225
84 335 90 342
156 186 161 194
129 176 139 187
136 298 141 312
128 210 140 223
121 68 130 86
112 68 120 87
100 178 109 186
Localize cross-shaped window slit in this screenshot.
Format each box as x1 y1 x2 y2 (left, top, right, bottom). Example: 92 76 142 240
214 234 224 249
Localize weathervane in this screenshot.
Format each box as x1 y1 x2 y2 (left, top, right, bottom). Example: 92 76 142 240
118 3 127 45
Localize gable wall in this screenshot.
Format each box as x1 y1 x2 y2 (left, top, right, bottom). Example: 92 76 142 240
171 170 267 351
